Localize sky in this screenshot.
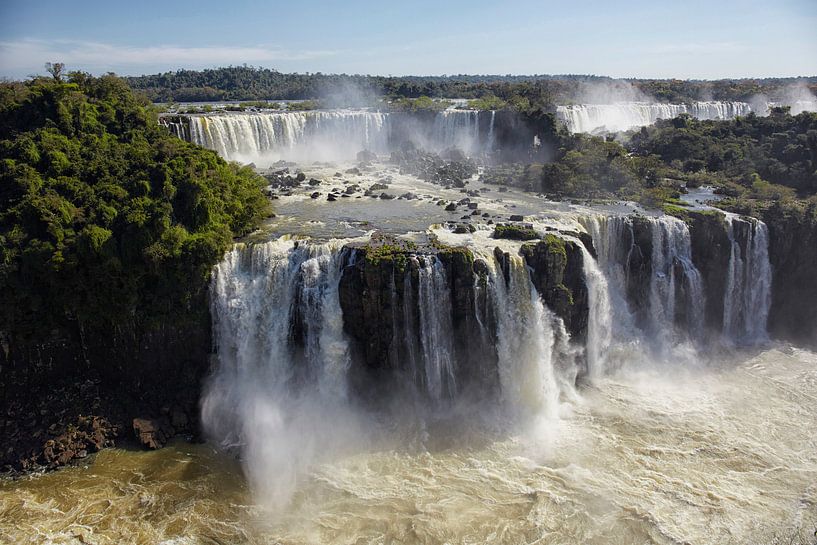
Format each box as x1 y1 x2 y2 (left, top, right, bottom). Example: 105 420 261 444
1 0 816 80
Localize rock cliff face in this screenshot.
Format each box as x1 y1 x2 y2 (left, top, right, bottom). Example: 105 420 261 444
686 210 732 337
337 234 592 404
0 305 208 471
760 204 817 347
520 235 589 341
4 204 816 472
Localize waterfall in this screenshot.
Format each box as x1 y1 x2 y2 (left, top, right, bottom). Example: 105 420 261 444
556 101 754 133
723 215 772 345
580 214 704 353
647 216 705 345
201 238 361 507
416 256 458 402
431 109 481 153
480 252 562 421
487 110 496 151
578 244 613 377
187 110 389 162
203 239 352 439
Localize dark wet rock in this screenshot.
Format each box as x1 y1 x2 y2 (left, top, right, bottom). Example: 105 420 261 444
370 182 389 191
494 224 539 241
445 202 458 211
308 178 322 186
399 192 417 200
509 214 525 222
468 203 479 210
295 172 306 182
756 204 817 347
521 235 589 342
310 192 321 199
379 193 395 200
327 194 337 202
133 417 173 450
453 224 476 234
357 150 378 162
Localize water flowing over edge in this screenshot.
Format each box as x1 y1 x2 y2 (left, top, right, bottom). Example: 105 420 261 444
202 213 774 505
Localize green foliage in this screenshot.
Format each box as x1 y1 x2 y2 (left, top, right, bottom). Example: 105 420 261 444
629 111 817 195
123 66 816 109
493 224 539 241
540 135 641 198
0 74 270 343
467 95 508 111
389 96 451 112
287 100 321 111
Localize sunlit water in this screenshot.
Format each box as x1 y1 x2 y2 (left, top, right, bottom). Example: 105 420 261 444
2 347 815 544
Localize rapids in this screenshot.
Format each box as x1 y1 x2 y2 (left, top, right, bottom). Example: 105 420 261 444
2 347 815 544
1 116 812 544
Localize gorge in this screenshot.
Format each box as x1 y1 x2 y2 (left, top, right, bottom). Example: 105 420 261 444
2 74 816 545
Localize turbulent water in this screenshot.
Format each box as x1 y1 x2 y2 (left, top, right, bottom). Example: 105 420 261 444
3 346 815 544
556 100 817 133
1 113 812 542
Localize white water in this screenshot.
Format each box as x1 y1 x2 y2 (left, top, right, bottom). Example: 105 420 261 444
556 101 754 133
556 98 817 133
483 252 562 422
723 215 773 345
578 215 706 358
178 108 496 162
416 256 458 402
187 110 389 163
578 244 613 378
647 216 705 346
202 238 364 508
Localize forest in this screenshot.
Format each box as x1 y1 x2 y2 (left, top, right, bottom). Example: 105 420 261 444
125 65 817 105
0 72 270 348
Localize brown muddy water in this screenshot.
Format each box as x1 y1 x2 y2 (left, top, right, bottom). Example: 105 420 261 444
1 348 815 545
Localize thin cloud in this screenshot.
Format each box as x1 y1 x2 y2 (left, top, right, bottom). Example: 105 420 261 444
0 39 337 77
651 41 750 55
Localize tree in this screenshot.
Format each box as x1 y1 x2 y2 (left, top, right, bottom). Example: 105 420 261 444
44 62 65 82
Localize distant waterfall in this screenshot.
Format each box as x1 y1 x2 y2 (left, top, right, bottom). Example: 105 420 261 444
187 111 389 162
170 108 499 162
416 256 458 402
431 109 481 153
723 215 772 345
556 101 754 133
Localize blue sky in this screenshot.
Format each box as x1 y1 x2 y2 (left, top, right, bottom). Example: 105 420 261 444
1 0 815 79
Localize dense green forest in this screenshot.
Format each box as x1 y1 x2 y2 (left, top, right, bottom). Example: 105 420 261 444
125 66 817 105
516 109 817 209
0 72 270 345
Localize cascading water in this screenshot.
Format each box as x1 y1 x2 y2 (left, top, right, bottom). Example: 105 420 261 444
416 256 458 402
647 216 705 345
722 215 772 345
577 244 613 377
481 253 562 421
171 108 496 162
556 101 755 133
187 110 389 162
202 238 361 507
579 214 705 354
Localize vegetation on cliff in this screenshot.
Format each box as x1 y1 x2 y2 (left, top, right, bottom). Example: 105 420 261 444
630 109 817 195
0 72 270 348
